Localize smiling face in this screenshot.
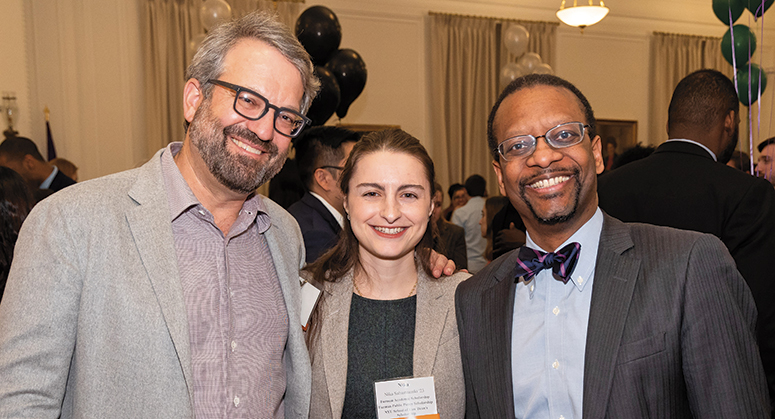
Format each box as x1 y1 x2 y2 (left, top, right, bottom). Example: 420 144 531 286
184 38 305 194
344 151 434 265
492 85 604 246
451 188 469 209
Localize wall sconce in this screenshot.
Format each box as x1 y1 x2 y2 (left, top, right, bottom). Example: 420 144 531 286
2 92 19 140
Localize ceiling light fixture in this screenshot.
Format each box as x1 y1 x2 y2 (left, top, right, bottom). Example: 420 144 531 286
556 0 609 32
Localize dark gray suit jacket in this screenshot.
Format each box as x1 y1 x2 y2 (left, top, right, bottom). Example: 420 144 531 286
598 141 775 404
456 214 770 418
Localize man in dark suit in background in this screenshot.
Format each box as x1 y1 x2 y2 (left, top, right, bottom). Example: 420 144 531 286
0 136 75 197
288 126 359 263
432 182 467 270
598 69 775 407
456 73 769 418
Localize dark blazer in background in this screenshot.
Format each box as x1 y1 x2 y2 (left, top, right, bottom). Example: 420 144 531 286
288 192 342 264
435 219 467 270
455 215 770 418
49 170 76 192
598 140 775 404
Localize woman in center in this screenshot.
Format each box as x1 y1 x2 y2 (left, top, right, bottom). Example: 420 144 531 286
306 129 469 418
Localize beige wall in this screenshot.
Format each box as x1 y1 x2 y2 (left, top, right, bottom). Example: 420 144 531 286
1 0 774 181
1 0 146 181
0 0 30 137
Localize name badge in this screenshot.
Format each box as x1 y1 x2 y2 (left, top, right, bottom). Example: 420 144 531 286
373 376 439 419
299 276 322 331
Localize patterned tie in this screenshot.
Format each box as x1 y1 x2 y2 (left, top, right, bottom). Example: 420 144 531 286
514 242 581 284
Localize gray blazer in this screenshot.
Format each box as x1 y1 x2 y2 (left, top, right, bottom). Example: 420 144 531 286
456 214 771 418
308 269 469 419
0 148 311 418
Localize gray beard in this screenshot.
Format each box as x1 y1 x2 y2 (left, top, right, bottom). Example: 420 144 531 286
188 103 287 194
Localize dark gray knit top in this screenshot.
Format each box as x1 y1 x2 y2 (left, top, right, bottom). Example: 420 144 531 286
341 293 417 418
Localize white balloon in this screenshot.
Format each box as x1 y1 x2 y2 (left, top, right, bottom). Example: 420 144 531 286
200 0 232 31
533 63 554 75
503 25 530 57
518 52 543 73
188 33 207 57
499 62 523 90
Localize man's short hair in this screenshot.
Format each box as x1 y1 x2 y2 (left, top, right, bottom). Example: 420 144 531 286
447 183 466 200
294 126 360 189
0 137 45 163
464 174 486 197
667 69 739 134
185 11 320 128
758 136 775 152
487 74 597 161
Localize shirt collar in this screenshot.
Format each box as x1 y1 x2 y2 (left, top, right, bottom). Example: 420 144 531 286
524 207 604 291
309 191 344 227
160 142 268 229
667 138 717 161
39 165 58 189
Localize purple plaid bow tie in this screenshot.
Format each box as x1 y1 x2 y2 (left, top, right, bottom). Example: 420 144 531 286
514 242 581 284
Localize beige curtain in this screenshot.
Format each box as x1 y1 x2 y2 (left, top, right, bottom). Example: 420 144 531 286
429 12 557 197
143 0 303 155
649 32 733 145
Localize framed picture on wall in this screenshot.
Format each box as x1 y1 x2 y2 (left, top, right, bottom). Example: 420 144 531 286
597 119 638 170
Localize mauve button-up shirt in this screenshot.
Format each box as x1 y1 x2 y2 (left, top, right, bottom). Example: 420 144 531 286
161 143 288 418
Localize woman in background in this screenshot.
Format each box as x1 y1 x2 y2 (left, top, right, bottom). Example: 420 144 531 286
306 129 469 418
0 167 36 302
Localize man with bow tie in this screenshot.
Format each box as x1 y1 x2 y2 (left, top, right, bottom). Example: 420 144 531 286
454 74 770 418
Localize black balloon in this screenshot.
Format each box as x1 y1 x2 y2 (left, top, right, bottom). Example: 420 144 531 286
307 66 341 126
295 6 342 66
325 49 367 119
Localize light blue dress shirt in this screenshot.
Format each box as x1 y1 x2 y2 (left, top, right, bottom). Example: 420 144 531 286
39 165 59 189
511 208 604 419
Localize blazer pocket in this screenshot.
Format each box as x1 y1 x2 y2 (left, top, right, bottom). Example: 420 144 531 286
616 332 666 365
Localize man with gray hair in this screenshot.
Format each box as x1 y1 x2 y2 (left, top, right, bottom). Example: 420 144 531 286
0 11 318 418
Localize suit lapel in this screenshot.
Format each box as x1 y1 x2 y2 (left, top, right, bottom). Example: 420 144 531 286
582 215 640 418
413 271 448 378
125 153 194 406
322 274 354 418
263 206 302 336
480 254 518 416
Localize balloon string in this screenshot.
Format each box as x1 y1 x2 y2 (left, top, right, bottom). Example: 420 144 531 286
756 4 764 175
747 12 753 174
729 9 739 102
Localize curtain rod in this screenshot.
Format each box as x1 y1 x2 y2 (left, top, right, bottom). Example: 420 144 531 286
428 10 559 26
653 31 721 40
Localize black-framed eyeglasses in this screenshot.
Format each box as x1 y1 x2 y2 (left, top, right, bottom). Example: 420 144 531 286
207 79 311 138
319 165 344 171
496 122 590 161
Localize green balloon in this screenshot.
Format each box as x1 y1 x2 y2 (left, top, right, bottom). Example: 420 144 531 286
713 0 745 24
721 25 756 68
746 0 774 18
737 63 768 106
